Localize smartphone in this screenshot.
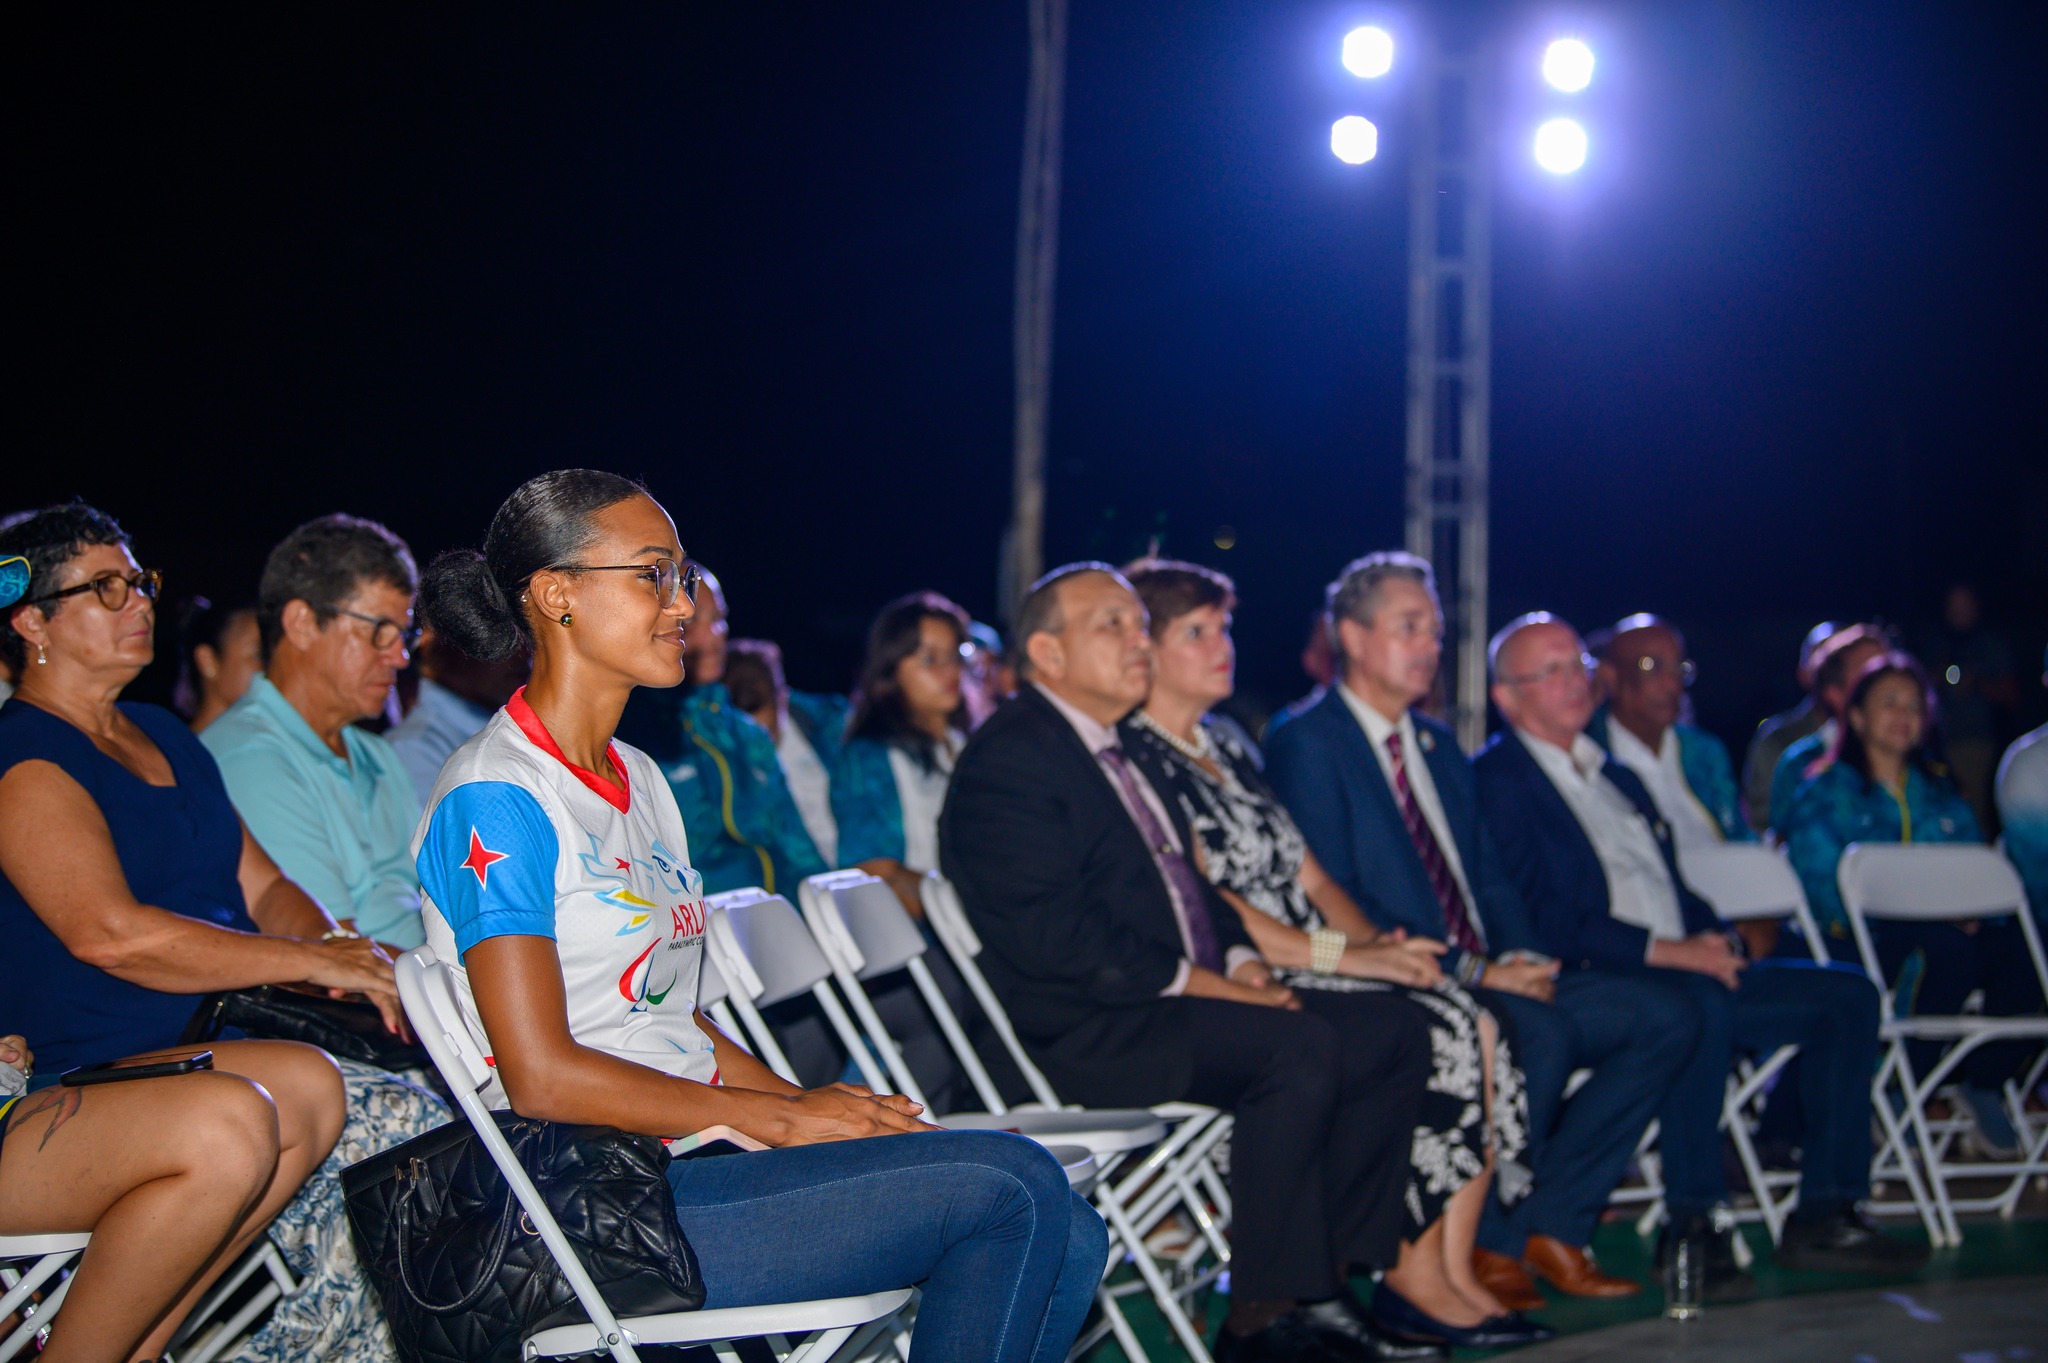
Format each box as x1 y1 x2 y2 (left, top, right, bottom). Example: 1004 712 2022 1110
61 1051 215 1086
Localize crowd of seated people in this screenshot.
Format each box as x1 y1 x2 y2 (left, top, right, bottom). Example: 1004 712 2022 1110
3 475 2045 1363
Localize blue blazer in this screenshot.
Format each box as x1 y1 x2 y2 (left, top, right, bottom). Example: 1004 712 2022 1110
1265 687 1537 980
1472 729 1722 971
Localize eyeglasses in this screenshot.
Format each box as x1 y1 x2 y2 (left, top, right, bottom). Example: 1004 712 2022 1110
1501 652 1597 688
324 606 420 654
550 557 700 610
1627 654 1697 687
28 568 163 612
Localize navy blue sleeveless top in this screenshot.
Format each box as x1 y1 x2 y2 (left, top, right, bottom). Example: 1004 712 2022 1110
0 698 257 1075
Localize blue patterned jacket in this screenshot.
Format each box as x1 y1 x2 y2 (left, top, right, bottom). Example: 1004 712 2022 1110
1784 760 1983 939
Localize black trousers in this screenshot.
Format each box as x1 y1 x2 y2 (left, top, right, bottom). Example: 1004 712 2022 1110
1174 989 1434 1303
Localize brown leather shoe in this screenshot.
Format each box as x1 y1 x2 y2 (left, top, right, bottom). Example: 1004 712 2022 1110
1472 1247 1545 1311
1522 1235 1643 1298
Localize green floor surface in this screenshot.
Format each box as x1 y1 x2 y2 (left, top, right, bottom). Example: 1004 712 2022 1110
1077 1213 2048 1362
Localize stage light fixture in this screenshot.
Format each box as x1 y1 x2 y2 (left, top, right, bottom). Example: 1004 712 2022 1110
1542 38 1594 92
1331 115 1379 164
1342 26 1394 79
1533 117 1587 173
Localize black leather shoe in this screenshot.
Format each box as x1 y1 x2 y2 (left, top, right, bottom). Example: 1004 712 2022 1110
1655 1215 1756 1303
1364 1283 1554 1350
1776 1207 1930 1273
1211 1312 1351 1363
1296 1291 1449 1360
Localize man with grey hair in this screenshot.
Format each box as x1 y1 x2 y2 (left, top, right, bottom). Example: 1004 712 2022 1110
1270 555 1691 1305
1476 612 1918 1286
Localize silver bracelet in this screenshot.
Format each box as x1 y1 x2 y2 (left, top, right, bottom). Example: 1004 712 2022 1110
1308 928 1347 976
321 927 363 942
1456 952 1488 986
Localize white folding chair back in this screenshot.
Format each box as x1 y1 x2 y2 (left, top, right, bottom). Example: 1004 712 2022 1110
397 948 910 1363
830 872 1233 1363
1680 842 1831 964
703 887 883 1090
1838 842 2048 1246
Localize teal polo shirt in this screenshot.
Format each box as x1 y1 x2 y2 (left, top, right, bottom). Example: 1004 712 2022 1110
201 674 426 948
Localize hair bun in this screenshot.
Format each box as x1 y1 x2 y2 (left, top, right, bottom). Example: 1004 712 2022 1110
419 548 523 661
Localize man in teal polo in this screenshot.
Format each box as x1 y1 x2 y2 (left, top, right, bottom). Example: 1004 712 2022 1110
203 514 425 949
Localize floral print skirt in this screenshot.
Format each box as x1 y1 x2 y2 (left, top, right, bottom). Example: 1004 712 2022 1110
224 1060 449 1363
1279 971 1529 1236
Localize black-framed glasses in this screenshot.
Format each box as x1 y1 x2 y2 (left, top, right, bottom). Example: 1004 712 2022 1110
323 605 420 653
550 557 699 610
1629 654 1698 688
28 568 163 612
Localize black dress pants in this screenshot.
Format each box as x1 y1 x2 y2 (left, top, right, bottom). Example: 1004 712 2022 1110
1174 990 1434 1303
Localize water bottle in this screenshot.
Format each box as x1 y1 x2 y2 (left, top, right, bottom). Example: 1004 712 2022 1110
1663 1232 1705 1321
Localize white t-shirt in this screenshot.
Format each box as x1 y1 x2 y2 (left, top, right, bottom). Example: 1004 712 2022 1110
776 719 838 864
414 690 719 1108
888 734 960 874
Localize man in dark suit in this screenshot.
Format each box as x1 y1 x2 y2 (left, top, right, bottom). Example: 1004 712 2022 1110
942 563 1444 1363
1475 613 1924 1283
1266 552 1694 1308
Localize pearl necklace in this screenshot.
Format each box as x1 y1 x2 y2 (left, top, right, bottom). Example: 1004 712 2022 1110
1136 710 1215 766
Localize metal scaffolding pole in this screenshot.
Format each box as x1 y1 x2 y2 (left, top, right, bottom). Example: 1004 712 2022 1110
1001 0 1068 622
1404 40 1493 752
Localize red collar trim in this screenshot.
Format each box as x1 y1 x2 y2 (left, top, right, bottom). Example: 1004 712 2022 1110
506 687 631 813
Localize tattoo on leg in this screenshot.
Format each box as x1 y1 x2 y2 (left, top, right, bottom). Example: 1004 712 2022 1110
5 1086 84 1152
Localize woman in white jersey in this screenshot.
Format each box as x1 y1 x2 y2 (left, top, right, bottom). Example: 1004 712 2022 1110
411 470 1105 1363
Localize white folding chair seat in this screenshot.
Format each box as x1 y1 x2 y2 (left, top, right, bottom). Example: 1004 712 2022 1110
799 870 1234 1363
397 948 912 1363
1840 843 2048 1247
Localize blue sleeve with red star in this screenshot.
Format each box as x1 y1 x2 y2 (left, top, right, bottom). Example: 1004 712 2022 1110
417 781 560 959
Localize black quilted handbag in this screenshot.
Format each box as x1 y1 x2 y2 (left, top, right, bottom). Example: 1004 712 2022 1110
342 1112 706 1363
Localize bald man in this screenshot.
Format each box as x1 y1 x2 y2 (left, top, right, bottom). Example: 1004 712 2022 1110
1475 614 1920 1289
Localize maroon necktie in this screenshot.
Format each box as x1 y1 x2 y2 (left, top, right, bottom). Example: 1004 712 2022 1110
1386 729 1485 955
1096 744 1226 973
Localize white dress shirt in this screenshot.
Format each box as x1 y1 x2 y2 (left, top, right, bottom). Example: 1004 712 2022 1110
1605 721 1724 853
1516 728 1687 946
774 718 838 865
1335 684 1480 927
1033 683 1261 994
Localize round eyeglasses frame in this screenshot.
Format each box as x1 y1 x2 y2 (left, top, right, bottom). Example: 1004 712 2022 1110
320 605 421 654
27 568 163 612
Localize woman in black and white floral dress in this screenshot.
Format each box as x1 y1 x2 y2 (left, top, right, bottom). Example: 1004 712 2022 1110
1124 559 1533 1340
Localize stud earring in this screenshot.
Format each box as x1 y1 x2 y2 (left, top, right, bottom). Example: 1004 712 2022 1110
559 612 572 627
36 643 48 665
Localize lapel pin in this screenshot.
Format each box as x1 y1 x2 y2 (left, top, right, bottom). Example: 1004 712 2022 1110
1418 730 1435 753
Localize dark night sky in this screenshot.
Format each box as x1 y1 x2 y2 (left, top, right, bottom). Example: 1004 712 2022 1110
9 2 2047 758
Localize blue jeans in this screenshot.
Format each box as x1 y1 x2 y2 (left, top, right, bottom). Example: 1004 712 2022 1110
667 1129 1106 1363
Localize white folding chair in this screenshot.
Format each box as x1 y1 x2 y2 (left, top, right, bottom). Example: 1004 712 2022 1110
1 1232 87 1362
702 886 1099 1193
1612 845 1841 1256
2 1226 299 1363
396 948 912 1363
899 871 1240 1363
1839 843 2048 1247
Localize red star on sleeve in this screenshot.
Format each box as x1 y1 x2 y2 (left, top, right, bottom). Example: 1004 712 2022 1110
462 829 510 889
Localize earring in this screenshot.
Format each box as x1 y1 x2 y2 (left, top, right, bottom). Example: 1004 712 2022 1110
558 612 572 627
36 643 47 665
